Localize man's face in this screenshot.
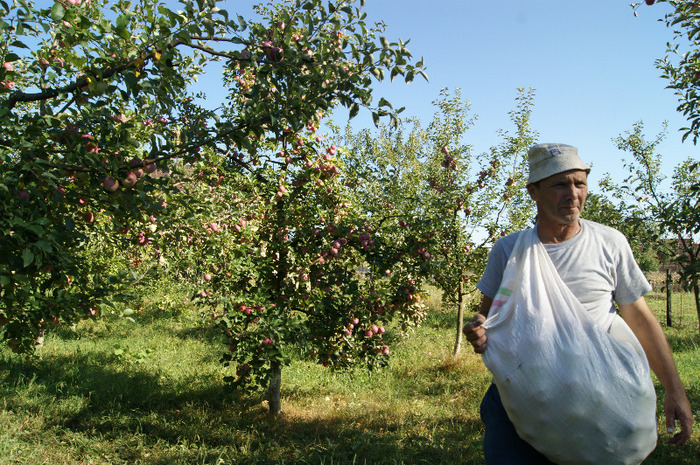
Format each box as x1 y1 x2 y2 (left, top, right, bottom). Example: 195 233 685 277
527 169 588 226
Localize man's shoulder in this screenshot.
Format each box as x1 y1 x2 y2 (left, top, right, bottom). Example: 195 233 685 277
580 219 628 243
491 229 527 256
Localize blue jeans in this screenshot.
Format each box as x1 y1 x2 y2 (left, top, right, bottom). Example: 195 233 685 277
480 383 557 465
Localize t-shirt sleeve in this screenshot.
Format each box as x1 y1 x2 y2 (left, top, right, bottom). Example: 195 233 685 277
612 233 653 306
477 233 518 299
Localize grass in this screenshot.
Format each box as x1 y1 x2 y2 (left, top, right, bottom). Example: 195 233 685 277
0 286 699 464
643 289 700 464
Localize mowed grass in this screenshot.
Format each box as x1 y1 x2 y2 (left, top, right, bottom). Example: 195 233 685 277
1 286 699 464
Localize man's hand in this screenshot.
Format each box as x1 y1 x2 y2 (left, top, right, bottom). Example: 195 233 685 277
619 297 694 446
464 313 488 354
664 390 693 446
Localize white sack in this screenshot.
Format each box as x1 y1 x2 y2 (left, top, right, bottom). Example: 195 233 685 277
481 228 657 465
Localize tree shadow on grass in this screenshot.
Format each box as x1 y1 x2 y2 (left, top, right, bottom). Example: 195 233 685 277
0 352 487 465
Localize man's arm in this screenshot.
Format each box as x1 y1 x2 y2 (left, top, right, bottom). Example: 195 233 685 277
619 297 693 446
463 293 492 354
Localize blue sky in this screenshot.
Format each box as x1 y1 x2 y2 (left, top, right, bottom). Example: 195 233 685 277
349 0 696 191
210 0 696 191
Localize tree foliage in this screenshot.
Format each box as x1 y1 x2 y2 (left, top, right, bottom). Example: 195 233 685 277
0 0 429 413
338 88 538 354
653 0 700 144
600 121 700 327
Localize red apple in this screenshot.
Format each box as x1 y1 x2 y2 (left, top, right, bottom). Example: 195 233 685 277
102 176 119 192
122 172 137 187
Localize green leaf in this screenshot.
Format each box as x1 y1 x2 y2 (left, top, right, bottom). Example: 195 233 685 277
349 102 359 119
10 40 29 49
51 2 65 21
390 114 399 130
116 14 130 29
22 248 34 267
117 27 131 40
26 224 44 236
35 240 52 253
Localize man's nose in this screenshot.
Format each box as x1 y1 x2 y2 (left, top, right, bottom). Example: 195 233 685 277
562 183 577 198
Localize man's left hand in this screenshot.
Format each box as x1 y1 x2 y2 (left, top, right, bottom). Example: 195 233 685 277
664 390 693 446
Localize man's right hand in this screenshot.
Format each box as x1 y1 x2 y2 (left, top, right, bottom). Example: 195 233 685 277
464 313 487 354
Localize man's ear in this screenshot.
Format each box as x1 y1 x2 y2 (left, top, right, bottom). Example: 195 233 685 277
526 183 537 201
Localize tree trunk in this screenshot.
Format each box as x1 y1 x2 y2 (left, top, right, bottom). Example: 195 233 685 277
453 281 465 356
694 283 700 333
268 360 282 415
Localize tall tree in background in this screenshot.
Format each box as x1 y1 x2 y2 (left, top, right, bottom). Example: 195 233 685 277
600 122 700 329
339 88 538 355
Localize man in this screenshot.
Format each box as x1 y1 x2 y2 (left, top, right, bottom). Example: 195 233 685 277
464 143 693 464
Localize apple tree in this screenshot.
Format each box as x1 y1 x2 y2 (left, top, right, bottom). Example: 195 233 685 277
649 0 700 144
0 0 205 352
338 88 538 355
600 121 700 328
166 0 428 415
1 0 428 402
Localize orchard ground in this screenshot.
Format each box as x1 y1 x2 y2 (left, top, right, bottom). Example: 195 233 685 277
0 280 699 465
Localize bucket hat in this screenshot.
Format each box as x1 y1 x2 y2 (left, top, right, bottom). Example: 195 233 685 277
527 143 590 185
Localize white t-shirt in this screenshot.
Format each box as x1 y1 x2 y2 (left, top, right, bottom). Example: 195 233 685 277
477 219 652 331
